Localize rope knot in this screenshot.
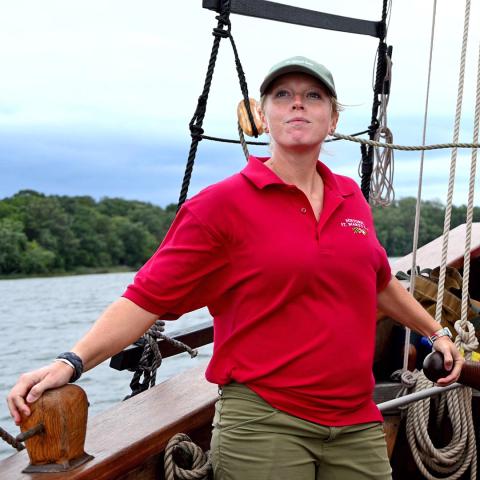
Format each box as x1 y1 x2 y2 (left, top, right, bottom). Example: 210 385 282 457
212 26 230 38
401 369 420 388
454 320 479 353
189 124 205 141
213 10 231 38
164 433 211 480
391 369 419 389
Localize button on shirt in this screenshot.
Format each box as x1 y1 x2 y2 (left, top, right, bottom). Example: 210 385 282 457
123 156 392 426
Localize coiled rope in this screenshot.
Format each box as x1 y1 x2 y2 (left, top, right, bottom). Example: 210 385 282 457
404 371 476 480
398 0 480 478
164 433 211 480
369 52 395 206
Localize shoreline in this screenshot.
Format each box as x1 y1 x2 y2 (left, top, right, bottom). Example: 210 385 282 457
0 266 135 281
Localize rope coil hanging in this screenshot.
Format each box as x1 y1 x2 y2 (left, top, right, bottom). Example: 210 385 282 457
369 52 395 207
404 372 477 480
360 0 391 201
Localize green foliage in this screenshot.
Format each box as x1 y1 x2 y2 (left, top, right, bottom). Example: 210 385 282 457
372 198 480 257
0 191 478 276
0 218 28 274
0 191 175 275
20 241 56 274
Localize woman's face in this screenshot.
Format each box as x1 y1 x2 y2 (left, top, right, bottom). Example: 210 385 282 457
260 72 338 152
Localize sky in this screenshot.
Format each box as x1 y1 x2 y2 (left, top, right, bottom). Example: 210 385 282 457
0 0 479 207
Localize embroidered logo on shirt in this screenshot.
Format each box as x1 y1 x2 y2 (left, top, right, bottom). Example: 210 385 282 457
340 218 369 236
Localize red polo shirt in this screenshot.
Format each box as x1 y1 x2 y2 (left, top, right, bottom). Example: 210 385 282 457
123 156 391 426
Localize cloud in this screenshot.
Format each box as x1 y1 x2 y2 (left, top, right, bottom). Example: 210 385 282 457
0 1 478 206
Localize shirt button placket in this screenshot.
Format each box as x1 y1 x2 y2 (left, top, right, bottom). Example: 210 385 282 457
300 207 307 214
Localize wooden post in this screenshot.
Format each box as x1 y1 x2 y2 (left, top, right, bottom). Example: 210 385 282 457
19 384 93 473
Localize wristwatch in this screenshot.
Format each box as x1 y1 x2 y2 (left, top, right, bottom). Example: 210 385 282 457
428 327 453 346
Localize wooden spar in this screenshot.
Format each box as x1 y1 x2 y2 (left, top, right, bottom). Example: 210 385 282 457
202 0 385 39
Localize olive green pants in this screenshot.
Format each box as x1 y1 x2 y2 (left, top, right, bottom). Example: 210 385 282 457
210 383 392 480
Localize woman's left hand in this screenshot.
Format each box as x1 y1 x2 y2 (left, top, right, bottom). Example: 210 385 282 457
433 336 464 386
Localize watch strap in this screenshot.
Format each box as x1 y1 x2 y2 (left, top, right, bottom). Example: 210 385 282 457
428 327 453 346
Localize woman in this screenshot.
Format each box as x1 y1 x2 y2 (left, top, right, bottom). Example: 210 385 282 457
8 57 463 479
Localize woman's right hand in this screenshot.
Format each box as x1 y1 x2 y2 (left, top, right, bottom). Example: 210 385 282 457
7 362 74 425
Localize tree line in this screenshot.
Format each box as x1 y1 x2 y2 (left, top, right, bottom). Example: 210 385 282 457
0 190 478 276
0 190 175 275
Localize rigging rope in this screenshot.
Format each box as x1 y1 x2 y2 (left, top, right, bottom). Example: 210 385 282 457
434 0 471 329
333 133 480 151
399 1 479 478
403 0 438 373
177 0 258 212
460 39 480 336
237 122 250 161
360 0 391 201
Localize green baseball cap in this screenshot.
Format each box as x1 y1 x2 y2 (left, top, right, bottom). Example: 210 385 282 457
260 56 337 98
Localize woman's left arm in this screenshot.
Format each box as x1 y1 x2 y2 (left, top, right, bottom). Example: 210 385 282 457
377 276 464 386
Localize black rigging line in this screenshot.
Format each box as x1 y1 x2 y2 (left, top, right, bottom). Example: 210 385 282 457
178 0 392 208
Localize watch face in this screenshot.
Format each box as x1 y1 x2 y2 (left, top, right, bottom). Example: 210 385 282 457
442 327 453 338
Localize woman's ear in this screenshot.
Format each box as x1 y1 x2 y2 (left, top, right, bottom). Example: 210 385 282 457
258 106 269 133
329 111 339 135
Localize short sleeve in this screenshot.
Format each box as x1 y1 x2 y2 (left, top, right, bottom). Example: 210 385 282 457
122 204 230 317
352 182 392 293
375 244 392 292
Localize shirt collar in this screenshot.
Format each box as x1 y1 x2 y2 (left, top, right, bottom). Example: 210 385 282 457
241 155 355 197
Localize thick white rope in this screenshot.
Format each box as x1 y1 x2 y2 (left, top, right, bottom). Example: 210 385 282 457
434 0 470 327
460 40 480 328
405 372 476 480
333 133 479 150
399 2 478 478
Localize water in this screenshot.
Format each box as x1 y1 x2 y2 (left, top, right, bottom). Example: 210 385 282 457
0 260 400 462
0 272 213 461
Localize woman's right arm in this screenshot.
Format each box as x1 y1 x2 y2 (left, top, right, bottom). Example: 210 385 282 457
7 297 158 425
